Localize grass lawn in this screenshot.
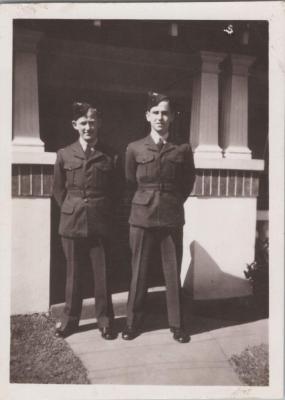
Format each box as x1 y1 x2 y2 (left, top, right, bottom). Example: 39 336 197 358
10 313 89 384
230 344 269 386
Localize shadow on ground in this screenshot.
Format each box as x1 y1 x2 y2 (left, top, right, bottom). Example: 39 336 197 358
75 290 268 337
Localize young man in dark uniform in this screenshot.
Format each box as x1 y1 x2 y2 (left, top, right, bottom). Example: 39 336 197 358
53 102 118 340
122 92 196 343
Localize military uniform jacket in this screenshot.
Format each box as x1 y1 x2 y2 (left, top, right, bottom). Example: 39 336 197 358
125 135 196 228
53 140 118 238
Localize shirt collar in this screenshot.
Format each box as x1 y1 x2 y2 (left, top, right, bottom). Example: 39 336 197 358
79 137 97 151
150 130 169 145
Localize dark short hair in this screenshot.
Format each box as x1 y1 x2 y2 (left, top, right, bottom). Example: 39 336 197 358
72 101 101 120
146 91 172 111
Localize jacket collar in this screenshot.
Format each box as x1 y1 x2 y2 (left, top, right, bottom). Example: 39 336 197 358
144 134 176 155
71 140 105 161
150 131 168 145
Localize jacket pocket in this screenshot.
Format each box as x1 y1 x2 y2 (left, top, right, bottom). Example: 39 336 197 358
136 154 155 164
166 154 184 179
132 190 154 205
63 160 83 185
136 154 155 180
169 154 184 163
95 161 112 171
61 201 75 214
64 160 83 171
93 159 112 187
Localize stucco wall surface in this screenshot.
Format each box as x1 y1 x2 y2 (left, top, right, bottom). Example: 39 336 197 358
11 198 51 314
182 197 256 299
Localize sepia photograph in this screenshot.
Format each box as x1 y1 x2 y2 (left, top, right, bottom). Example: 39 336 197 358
0 2 284 399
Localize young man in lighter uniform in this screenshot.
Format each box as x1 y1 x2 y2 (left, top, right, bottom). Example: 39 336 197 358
123 92 196 343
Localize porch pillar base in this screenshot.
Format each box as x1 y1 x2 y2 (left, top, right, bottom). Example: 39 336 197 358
12 136 45 152
223 145 252 160
193 144 223 159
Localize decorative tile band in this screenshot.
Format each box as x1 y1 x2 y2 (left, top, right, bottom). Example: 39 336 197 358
12 164 54 198
191 169 259 197
12 165 259 198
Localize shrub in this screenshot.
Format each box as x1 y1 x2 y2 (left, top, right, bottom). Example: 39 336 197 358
230 344 269 386
244 236 269 315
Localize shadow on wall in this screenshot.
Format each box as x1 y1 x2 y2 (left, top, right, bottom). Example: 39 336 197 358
183 241 252 301
179 241 264 324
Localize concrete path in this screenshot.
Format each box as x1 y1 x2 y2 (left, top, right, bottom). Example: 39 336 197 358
66 313 268 385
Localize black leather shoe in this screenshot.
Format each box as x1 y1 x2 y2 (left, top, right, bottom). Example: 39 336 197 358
122 326 140 340
55 323 77 338
100 326 116 340
171 328 190 343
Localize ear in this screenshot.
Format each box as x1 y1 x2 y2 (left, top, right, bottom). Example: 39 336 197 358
145 111 151 122
72 120 77 130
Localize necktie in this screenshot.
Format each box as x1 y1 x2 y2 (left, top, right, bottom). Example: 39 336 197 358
85 144 92 159
157 138 164 152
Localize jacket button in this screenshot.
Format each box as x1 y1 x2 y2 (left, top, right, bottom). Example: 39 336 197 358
83 198 88 203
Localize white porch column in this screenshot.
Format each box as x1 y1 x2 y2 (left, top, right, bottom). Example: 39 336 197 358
13 28 44 152
190 51 226 159
221 54 256 159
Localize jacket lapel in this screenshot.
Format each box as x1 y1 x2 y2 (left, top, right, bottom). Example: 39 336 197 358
71 141 86 160
144 134 177 155
89 149 105 161
160 141 176 156
144 135 159 153
90 141 107 161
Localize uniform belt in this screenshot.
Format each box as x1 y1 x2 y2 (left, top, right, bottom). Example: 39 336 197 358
67 189 105 198
138 183 176 192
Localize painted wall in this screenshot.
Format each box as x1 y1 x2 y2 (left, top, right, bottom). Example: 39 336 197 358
11 198 51 314
182 197 255 299
10 193 257 315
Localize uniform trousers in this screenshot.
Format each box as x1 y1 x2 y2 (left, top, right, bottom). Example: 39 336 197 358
61 236 114 329
126 225 183 329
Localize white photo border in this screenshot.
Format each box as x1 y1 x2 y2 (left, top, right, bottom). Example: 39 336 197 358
0 2 284 399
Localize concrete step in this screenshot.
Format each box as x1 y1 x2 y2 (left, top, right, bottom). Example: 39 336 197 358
50 286 166 320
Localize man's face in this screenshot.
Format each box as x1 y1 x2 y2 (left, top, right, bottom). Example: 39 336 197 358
72 108 100 143
146 100 173 136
